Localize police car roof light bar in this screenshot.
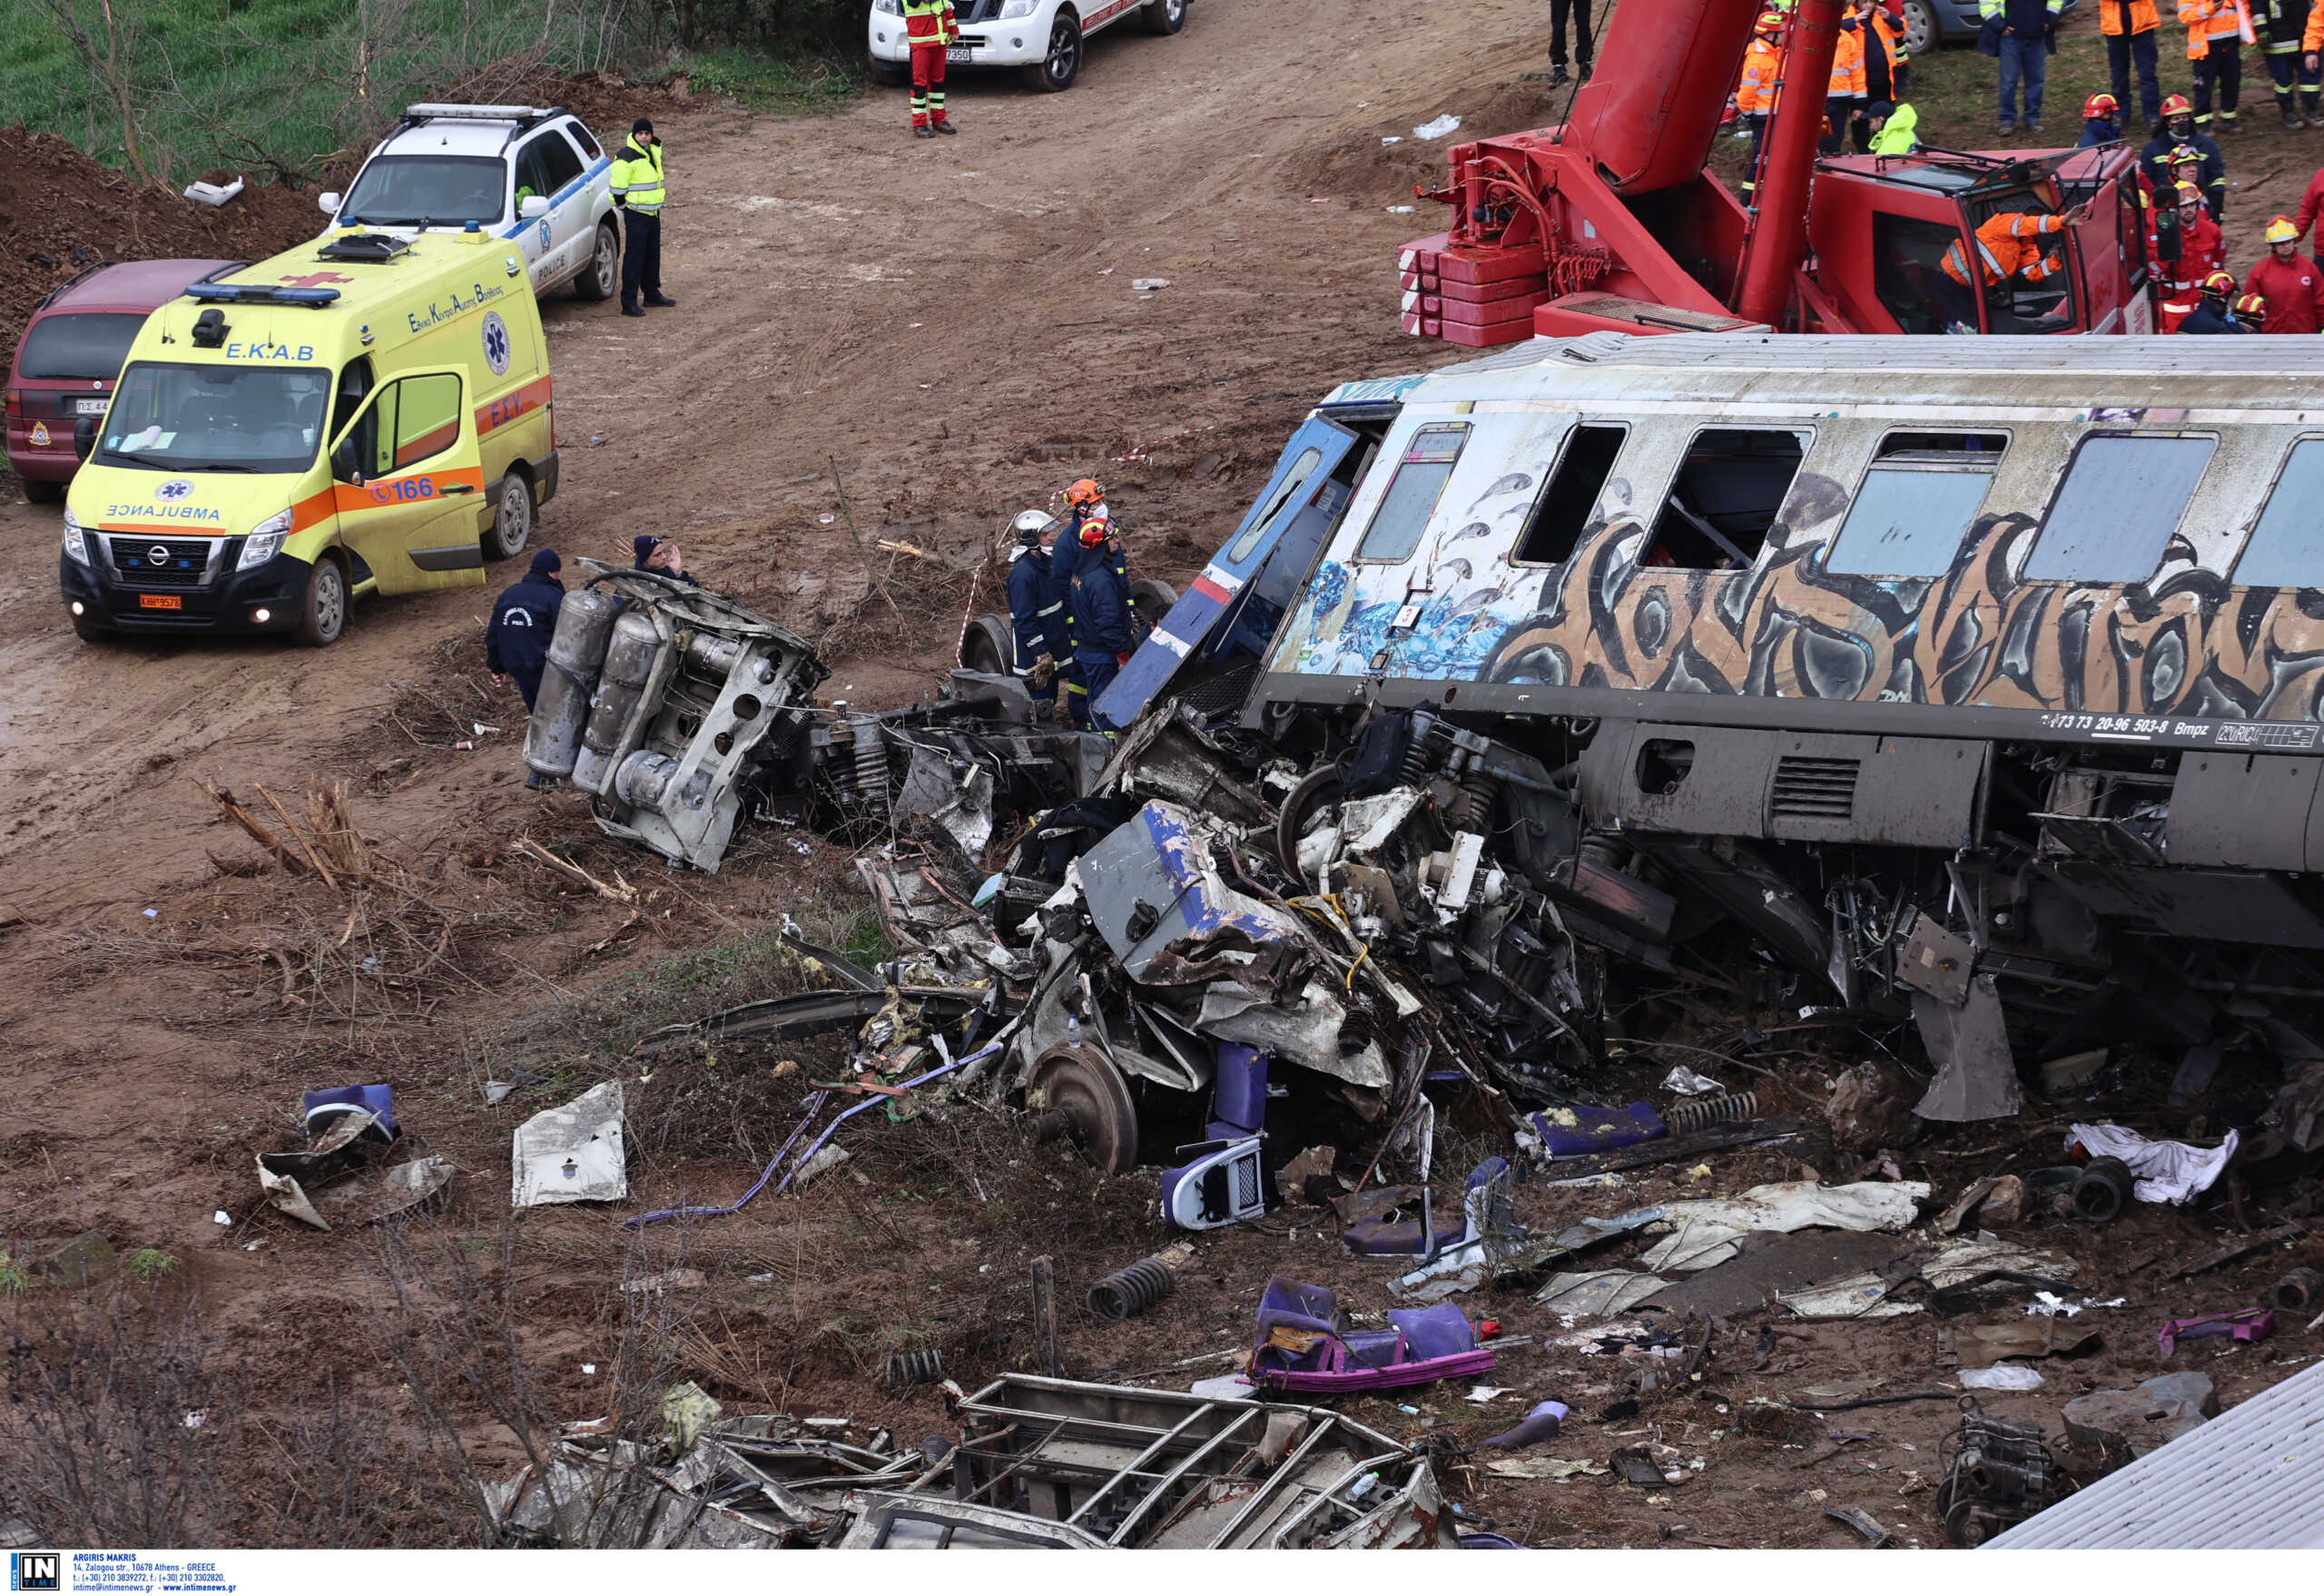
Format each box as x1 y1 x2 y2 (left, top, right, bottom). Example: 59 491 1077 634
182 284 342 307
401 103 566 123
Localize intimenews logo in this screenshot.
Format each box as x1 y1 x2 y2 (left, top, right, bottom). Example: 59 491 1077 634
10 1553 60 1592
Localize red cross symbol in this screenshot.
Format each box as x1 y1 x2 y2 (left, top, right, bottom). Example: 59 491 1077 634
280 271 353 288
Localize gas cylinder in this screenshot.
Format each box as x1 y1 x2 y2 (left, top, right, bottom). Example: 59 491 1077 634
573 610 662 793
524 586 620 778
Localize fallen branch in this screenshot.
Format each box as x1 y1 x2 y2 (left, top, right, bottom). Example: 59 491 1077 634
254 783 339 891
193 781 307 875
515 838 637 902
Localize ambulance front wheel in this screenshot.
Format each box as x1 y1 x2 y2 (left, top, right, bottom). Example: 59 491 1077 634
293 554 348 648
487 471 534 562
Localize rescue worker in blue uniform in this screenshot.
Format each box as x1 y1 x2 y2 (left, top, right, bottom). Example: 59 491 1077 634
1006 508 1070 712
1070 516 1136 734
1056 478 1106 728
486 548 566 786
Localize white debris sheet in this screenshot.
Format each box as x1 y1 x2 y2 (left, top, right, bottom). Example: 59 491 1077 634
1533 1270 1670 1318
2068 1123 2240 1205
1640 1181 1931 1273
513 1081 628 1207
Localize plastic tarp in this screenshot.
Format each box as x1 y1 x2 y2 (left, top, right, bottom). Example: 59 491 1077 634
1640 1180 1931 1273
513 1081 629 1207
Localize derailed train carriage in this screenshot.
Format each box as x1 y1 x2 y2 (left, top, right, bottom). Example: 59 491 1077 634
1101 333 2324 1140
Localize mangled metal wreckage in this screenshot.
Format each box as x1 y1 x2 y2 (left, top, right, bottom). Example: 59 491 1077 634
1018 333 2324 1177
554 333 2324 1225
488 1374 1451 1549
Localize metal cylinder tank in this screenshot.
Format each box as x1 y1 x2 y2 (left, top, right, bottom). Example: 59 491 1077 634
613 750 680 810
575 610 664 794
525 586 621 777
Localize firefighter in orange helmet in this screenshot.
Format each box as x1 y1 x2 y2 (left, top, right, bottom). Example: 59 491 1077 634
1737 11 1788 196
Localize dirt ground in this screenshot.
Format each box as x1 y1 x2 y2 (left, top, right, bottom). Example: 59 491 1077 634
3 0 2321 1552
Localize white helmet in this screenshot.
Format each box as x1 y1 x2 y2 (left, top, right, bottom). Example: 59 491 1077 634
1013 508 1058 546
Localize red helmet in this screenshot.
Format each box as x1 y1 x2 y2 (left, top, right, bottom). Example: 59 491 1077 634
1065 478 1104 508
2162 94 2193 118
2083 94 2118 121
2234 291 2267 320
2203 270 2238 297
1078 515 1114 547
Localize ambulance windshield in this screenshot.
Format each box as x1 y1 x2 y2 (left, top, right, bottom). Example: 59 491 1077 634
97 362 332 475
340 155 506 226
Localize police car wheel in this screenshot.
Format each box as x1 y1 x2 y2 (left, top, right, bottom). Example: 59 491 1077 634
1141 0 1185 35
294 556 348 647
25 477 65 505
487 472 534 561
575 222 618 302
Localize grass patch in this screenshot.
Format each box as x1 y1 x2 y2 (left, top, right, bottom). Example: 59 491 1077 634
646 47 863 113
0 1253 29 1294
127 1248 180 1282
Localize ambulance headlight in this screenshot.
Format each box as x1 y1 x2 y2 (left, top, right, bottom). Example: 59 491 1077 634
238 507 294 570
63 510 90 566
1000 0 1037 15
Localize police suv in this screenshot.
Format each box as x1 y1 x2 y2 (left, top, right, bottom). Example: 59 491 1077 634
317 104 619 301
869 0 1187 94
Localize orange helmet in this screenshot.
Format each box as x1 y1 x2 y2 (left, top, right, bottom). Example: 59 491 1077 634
2083 94 2118 120
1078 514 1114 547
2177 181 2207 207
1755 9 1784 32
2162 93 2193 118
2234 291 2267 320
2203 270 2238 296
1065 478 1104 508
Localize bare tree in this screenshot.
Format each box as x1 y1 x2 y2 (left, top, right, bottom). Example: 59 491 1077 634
31 0 155 183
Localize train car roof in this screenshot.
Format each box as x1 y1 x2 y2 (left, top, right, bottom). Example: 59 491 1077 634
1418 332 2324 414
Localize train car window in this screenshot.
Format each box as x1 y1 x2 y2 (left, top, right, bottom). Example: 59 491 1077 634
1354 422 1470 562
2025 434 2214 583
1645 428 1807 570
1878 432 2007 458
1874 213 1971 333
1827 447 2003 578
1229 447 1324 563
2231 438 2324 587
1513 423 1627 566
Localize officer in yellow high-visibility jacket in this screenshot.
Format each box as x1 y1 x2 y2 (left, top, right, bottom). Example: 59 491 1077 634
611 117 675 318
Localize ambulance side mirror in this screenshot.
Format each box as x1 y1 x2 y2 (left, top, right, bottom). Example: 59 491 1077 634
331 438 363 485
74 418 95 462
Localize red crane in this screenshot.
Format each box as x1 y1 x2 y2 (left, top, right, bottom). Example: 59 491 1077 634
1399 0 2151 345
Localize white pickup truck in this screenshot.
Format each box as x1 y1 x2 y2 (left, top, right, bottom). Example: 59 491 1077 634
868 0 1187 94
317 104 620 301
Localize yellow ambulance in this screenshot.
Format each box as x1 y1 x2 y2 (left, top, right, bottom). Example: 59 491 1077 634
59 225 556 645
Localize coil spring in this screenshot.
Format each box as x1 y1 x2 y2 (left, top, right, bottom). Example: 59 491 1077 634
2275 1267 2321 1313
1085 1257 1176 1323
1663 1090 1761 1135
881 1349 944 1388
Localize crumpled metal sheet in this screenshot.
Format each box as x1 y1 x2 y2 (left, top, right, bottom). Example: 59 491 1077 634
1081 801 1305 986
1913 974 2023 1122
513 1081 628 1208
1640 1180 1930 1273
1533 1270 1671 1318
1195 980 1389 1087
255 1109 454 1231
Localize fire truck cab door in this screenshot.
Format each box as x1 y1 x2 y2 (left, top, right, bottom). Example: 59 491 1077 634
1095 415 1360 727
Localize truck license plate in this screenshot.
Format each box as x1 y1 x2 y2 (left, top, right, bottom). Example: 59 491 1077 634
138 594 182 610
946 46 971 62
75 397 109 415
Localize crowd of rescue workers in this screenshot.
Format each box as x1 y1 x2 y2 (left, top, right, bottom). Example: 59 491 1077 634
1737 1 2324 334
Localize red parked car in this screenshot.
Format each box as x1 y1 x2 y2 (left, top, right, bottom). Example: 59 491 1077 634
6 259 243 504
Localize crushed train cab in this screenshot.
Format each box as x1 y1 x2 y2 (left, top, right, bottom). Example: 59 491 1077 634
1125 333 2324 1128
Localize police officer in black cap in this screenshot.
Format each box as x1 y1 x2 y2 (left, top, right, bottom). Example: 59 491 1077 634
487 548 566 786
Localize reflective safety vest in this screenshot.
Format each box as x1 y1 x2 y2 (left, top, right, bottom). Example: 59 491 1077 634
2306 0 2324 51
1829 25 1867 98
1738 38 1785 115
1942 211 2069 288
610 138 665 214
1738 37 1785 116
1872 8 1909 66
903 0 959 45
2099 0 2162 34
